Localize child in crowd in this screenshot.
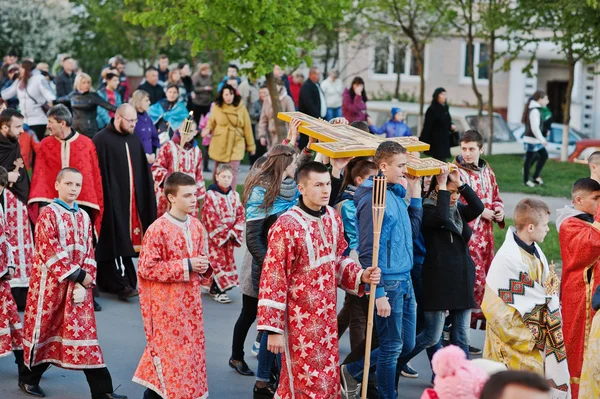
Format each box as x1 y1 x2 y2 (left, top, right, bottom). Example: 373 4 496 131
482 198 570 399
201 163 245 304
453 130 504 339
369 107 412 138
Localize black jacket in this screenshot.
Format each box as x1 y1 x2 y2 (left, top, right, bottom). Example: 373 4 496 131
247 212 281 294
298 79 323 149
137 81 166 105
57 91 117 138
420 185 484 311
55 70 76 98
420 101 452 161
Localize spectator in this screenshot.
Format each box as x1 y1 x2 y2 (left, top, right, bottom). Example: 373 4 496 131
35 62 54 94
237 74 259 108
166 68 187 103
137 66 166 105
321 70 344 120
217 64 241 92
55 56 76 98
297 66 326 148
480 371 551 399
249 85 268 164
522 90 550 187
273 64 291 97
1 60 56 141
0 50 18 80
287 69 303 108
178 62 194 109
157 54 169 87
370 107 412 137
130 89 160 164
191 63 213 123
148 83 189 142
201 83 256 188
420 87 455 161
342 76 370 124
1 64 20 109
257 78 295 149
55 73 116 138
97 73 123 130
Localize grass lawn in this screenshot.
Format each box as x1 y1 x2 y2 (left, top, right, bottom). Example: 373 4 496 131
493 218 561 264
484 154 589 199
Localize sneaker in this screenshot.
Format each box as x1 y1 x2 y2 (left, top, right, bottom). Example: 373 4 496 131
340 365 361 399
534 177 544 185
525 180 536 188
213 293 232 304
251 340 260 357
469 345 483 355
400 362 419 378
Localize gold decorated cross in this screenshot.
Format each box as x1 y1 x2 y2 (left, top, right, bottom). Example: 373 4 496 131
278 112 450 176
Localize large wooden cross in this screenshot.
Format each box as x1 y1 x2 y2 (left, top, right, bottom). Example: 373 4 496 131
278 112 450 176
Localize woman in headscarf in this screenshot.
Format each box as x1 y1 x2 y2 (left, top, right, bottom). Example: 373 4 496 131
420 87 455 161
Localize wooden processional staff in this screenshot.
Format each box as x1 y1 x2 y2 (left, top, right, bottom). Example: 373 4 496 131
361 170 387 399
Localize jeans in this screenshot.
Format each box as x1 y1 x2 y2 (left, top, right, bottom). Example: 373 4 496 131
326 107 342 121
346 279 416 399
256 331 281 382
397 309 471 369
523 147 548 183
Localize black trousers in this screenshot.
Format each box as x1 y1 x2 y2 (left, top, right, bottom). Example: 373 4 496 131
342 295 380 364
231 294 259 360
523 148 549 183
20 363 113 395
144 388 162 399
97 256 137 294
29 124 47 142
11 287 28 311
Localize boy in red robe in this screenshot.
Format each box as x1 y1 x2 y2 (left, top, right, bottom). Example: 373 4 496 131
453 130 504 335
134 172 212 399
0 166 25 373
200 163 244 303
257 161 380 399
556 177 600 398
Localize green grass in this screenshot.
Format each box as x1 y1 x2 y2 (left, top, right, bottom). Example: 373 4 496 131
493 218 561 263
484 154 589 199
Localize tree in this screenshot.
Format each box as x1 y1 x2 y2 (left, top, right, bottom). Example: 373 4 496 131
0 0 76 63
365 0 453 131
126 0 350 142
526 0 600 161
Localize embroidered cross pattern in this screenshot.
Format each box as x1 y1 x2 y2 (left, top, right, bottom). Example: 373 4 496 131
277 111 451 176
523 299 568 364
497 271 535 305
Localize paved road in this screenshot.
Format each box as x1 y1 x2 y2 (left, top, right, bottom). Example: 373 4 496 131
0 244 487 399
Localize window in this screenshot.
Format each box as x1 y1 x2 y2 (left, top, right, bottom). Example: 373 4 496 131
462 42 489 81
372 41 422 77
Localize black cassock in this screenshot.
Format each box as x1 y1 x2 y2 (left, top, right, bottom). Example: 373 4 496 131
93 120 156 293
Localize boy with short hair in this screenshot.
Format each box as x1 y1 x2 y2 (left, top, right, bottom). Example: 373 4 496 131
0 165 24 372
20 168 125 399
556 177 600 398
454 130 504 334
588 150 600 183
134 172 212 399
200 163 245 304
482 198 570 399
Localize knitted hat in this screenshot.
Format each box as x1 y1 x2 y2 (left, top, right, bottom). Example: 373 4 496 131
391 107 402 118
420 346 491 399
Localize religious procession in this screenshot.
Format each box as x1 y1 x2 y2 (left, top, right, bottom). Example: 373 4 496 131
2 1 600 399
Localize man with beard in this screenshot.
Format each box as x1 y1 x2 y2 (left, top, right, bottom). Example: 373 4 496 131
93 104 156 301
0 109 34 310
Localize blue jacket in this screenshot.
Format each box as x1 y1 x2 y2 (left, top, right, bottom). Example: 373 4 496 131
355 178 423 298
335 186 358 256
148 99 189 132
413 233 426 266
96 89 122 130
369 120 412 138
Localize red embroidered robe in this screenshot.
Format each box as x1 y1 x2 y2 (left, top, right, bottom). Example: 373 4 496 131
22 203 104 369
454 158 503 328
558 208 600 398
257 206 365 399
0 203 23 358
200 186 244 291
151 141 206 218
4 189 34 288
28 133 104 235
134 214 212 399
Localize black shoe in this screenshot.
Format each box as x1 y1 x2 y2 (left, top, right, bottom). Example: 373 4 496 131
253 383 275 399
18 381 46 397
92 393 128 399
93 299 102 311
469 345 483 355
229 357 254 376
118 287 139 301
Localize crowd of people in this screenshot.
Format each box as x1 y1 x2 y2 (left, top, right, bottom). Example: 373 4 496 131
0 49 597 399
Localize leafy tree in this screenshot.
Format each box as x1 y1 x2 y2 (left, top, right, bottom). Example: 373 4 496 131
0 0 76 63
126 0 350 141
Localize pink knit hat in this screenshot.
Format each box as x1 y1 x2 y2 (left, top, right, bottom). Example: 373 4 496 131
420 345 490 399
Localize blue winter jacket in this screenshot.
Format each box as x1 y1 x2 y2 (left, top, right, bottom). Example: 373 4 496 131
96 88 122 130
355 178 423 298
335 186 358 256
369 120 412 138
